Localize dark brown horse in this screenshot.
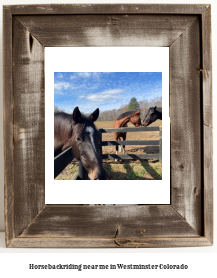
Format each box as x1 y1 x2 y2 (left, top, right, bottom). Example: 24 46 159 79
142 106 162 126
113 110 141 156
54 107 107 180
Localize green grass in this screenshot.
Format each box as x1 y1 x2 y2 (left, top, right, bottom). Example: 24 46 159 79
55 160 162 180
103 160 162 180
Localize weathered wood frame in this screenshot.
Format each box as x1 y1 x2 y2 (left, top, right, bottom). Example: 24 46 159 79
3 4 212 248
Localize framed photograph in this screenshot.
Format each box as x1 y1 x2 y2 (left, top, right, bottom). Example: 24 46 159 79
46 47 170 204
4 4 212 247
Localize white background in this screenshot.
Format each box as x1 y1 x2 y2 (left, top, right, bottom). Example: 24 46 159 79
0 0 216 277
46 47 170 204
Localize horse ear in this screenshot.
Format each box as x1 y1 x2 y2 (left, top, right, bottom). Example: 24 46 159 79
89 108 99 122
154 106 157 110
72 107 81 124
135 110 140 115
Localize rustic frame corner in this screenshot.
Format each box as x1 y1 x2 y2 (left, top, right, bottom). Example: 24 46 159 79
4 4 213 248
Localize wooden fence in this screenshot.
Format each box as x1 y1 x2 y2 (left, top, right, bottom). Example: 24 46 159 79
54 126 162 179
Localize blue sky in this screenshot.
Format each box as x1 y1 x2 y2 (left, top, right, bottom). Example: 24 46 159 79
54 72 162 113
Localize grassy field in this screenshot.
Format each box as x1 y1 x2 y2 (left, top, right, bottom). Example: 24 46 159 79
55 120 162 180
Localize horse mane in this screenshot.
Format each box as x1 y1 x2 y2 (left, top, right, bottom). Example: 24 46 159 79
155 107 162 113
54 112 73 135
54 111 97 143
116 110 139 120
54 111 86 144
148 107 162 113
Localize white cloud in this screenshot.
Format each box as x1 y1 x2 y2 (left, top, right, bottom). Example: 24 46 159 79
69 74 76 80
54 82 72 91
102 89 123 95
54 91 64 95
86 89 124 103
78 72 91 78
70 72 91 79
70 72 108 80
70 72 92 79
57 73 63 78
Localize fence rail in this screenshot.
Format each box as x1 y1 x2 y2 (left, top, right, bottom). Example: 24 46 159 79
99 126 160 133
100 126 161 161
102 140 159 146
54 147 74 179
54 126 162 180
102 154 160 160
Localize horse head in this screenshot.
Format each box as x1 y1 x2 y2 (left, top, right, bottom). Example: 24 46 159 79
129 110 142 127
142 106 161 126
71 107 107 180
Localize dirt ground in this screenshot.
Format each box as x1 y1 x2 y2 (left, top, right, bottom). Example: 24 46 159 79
55 120 162 180
96 120 161 156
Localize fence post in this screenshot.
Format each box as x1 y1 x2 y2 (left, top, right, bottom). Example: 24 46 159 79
159 127 162 165
99 131 103 158
78 161 88 180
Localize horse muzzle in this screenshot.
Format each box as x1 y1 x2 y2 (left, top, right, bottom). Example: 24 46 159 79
142 121 150 126
89 168 107 180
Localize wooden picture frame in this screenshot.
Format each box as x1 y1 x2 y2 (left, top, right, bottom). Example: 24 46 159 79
3 4 213 248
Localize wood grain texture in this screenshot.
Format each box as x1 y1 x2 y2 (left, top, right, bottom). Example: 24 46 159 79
202 6 212 129
20 205 198 238
16 15 197 47
7 237 212 248
203 125 213 243
3 4 207 15
201 6 213 245
170 17 202 234
3 4 213 248
13 17 45 237
3 7 14 247
194 8 213 242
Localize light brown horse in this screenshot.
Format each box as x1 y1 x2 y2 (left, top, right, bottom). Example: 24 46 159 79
113 110 141 157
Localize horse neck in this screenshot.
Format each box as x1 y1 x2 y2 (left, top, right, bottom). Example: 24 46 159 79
119 116 130 127
156 110 162 120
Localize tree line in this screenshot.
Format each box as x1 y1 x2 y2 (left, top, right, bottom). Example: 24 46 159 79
98 97 162 121
54 96 162 121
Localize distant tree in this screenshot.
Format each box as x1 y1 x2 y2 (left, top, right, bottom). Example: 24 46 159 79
128 97 140 111
138 97 162 118
54 105 59 113
97 96 161 121
119 104 128 115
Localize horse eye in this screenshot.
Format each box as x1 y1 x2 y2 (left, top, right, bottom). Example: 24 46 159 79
76 137 81 141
